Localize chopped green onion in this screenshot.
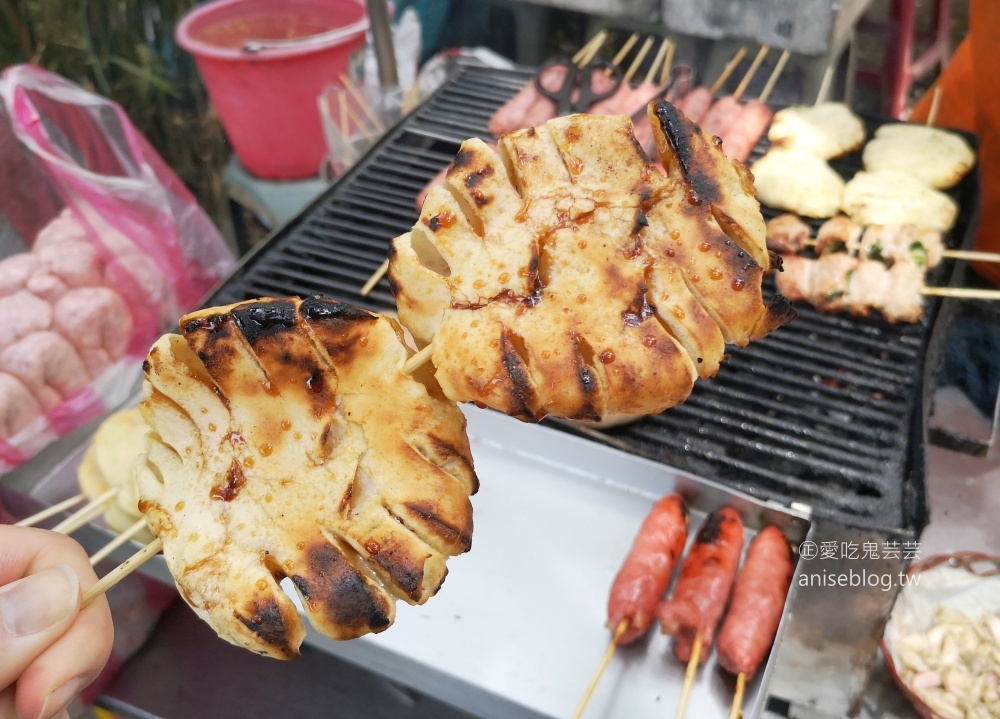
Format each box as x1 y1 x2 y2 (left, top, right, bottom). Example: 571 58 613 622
910 242 927 268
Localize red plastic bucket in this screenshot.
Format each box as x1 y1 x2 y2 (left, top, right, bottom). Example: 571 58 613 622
176 0 368 179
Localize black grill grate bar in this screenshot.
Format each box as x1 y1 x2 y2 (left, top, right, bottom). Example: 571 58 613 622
735 344 911 396
243 269 392 308
718 355 906 425
621 424 888 514
760 331 918 378
691 381 903 444
655 401 896 473
346 178 434 205
309 208 413 236
363 143 455 173
669 390 899 460
768 310 924 360
281 233 390 266
334 191 419 221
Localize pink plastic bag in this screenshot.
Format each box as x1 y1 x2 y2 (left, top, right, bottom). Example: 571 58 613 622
0 65 235 472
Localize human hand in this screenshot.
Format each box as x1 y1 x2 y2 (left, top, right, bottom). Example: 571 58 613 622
0 526 113 719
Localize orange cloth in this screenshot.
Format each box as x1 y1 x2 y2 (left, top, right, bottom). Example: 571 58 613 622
909 0 1000 285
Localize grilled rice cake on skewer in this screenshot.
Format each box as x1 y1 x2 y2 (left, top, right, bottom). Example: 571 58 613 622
862 124 975 190
841 170 958 232
767 103 865 160
136 296 477 659
389 102 794 421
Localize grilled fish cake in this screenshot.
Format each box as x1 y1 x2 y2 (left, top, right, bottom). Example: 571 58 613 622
389 103 794 421
135 296 477 659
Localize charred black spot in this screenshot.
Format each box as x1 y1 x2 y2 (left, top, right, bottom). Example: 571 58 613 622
695 509 735 545
300 295 374 323
500 329 536 420
652 100 722 205
769 250 784 272
450 149 474 171
231 300 298 347
621 287 656 327
372 544 423 601
296 543 392 632
470 189 491 207
526 127 537 136
428 215 442 231
388 274 400 297
235 597 294 657
142 359 151 373
464 164 494 189
405 502 472 552
631 209 649 235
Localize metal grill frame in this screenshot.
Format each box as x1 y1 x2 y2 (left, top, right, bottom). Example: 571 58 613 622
209 63 980 534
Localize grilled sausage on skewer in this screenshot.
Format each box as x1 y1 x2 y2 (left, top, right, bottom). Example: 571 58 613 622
657 507 744 663
677 86 713 123
607 494 689 645
717 525 794 677
722 99 773 163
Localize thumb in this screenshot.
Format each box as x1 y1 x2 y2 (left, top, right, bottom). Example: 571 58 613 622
0 564 80 692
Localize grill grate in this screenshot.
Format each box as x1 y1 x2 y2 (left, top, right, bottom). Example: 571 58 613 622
211 64 978 532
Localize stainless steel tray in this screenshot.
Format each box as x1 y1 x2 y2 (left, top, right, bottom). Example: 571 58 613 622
10 404 812 719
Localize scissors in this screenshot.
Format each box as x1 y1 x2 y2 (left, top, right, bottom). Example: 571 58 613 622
534 57 624 115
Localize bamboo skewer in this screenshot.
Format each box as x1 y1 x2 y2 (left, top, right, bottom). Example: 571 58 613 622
675 634 703 719
15 493 87 527
660 40 676 86
758 49 791 105
710 47 748 95
926 87 943 127
623 37 655 85
578 37 607 69
644 39 670 87
609 33 640 74
733 45 770 101
82 537 163 608
51 487 118 535
339 73 385 133
815 62 836 105
403 343 434 374
338 93 350 138
572 30 609 66
344 101 377 144
729 672 747 719
571 620 628 719
360 259 390 296
89 518 150 566
942 249 1000 262
920 286 1000 299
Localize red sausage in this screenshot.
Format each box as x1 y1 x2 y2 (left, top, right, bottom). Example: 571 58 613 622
607 494 689 645
657 507 744 663
489 65 567 137
721 99 774 163
717 525 794 677
700 96 742 141
677 87 713 123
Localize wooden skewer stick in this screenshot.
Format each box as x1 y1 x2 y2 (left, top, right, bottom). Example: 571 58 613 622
660 40 676 86
733 45 770 101
758 49 791 105
89 518 150 566
920 286 1000 299
338 92 350 137
578 36 606 69
360 259 390 296
729 672 747 719
344 101 377 144
339 73 385 133
675 634 703 719
571 620 629 719
942 249 1000 263
623 37 655 85
15 493 87 528
81 537 163 608
51 487 119 535
926 87 943 127
608 33 640 74
644 39 670 87
572 29 609 67
403 343 434 374
710 47 748 95
815 62 835 105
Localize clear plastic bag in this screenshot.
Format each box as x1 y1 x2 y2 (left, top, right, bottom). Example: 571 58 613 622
0 64 235 472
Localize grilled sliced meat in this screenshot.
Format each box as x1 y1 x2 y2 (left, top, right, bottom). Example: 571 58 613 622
136 297 477 659
389 104 794 421
815 216 861 256
765 213 812 254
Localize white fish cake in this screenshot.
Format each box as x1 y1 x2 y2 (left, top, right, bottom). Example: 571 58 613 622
841 170 958 232
136 296 477 659
751 149 845 219
862 124 975 190
768 103 866 159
